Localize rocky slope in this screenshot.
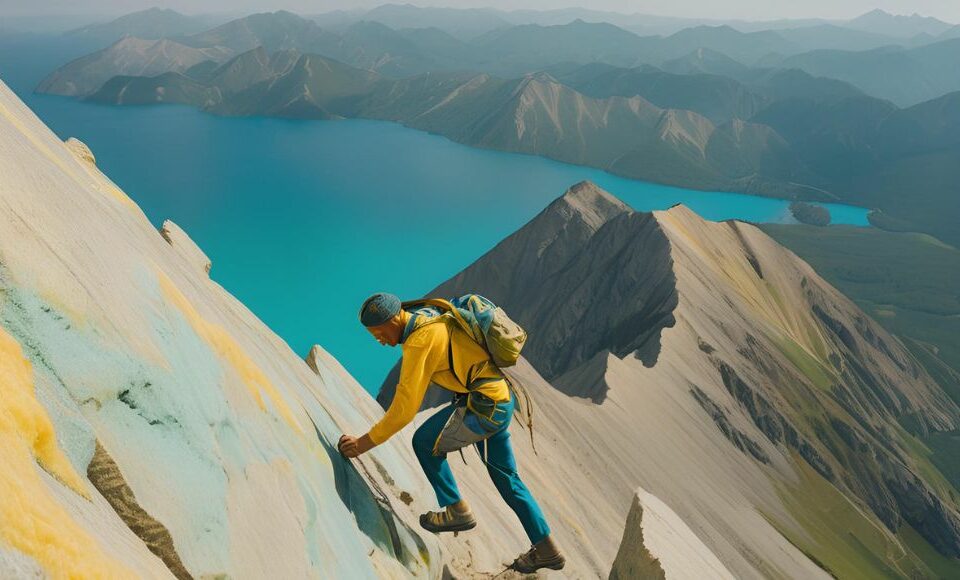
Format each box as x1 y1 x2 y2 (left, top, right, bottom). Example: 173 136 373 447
0 79 446 578
385 181 960 578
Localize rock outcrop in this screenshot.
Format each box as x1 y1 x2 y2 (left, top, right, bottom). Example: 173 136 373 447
160 220 212 275
609 488 734 580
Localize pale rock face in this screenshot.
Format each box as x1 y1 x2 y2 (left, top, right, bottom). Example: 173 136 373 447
0 79 442 579
0 547 45 579
610 488 734 580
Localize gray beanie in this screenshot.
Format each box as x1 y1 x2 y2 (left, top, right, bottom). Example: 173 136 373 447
359 293 401 327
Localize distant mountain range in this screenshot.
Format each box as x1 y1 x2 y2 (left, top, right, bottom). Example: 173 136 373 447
64 7 217 45
74 43 958 248
33 8 960 248
41 8 960 90
548 62 863 123
765 38 960 106
82 49 813 194
42 8 960 105
311 4 956 41
846 8 955 38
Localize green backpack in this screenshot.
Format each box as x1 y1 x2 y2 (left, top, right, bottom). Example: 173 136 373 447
401 294 527 369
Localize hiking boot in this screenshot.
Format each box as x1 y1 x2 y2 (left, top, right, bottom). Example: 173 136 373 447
419 505 477 533
509 539 566 573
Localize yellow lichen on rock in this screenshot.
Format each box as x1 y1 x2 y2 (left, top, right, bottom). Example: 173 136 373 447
0 326 134 579
0 327 88 496
157 272 303 433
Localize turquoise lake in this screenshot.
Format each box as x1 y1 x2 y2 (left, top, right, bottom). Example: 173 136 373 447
0 44 871 394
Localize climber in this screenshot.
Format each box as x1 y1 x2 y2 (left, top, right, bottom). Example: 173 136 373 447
337 292 565 574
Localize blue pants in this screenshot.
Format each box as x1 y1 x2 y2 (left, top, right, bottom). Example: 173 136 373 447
412 391 551 544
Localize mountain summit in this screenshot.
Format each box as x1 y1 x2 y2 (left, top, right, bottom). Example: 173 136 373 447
410 180 960 577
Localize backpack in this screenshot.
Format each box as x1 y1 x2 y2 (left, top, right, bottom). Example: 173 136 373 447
401 294 527 368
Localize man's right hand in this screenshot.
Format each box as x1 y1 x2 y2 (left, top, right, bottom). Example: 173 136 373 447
338 434 375 458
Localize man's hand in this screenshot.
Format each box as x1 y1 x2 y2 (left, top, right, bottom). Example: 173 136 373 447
338 434 375 458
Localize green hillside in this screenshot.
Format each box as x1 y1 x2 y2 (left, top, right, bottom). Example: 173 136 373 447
761 224 960 404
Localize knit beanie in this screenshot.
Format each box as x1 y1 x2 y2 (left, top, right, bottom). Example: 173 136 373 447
359 292 401 327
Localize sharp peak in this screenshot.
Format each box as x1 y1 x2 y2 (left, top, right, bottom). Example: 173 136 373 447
554 185 719 229
243 10 310 22
655 202 696 217
561 180 628 204
512 72 563 96
131 7 181 15
547 181 633 228
857 8 892 17
522 71 560 83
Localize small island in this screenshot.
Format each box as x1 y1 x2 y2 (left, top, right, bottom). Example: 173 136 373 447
790 201 831 226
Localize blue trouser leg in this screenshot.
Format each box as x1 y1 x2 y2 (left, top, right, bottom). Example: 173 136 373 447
477 425 551 544
413 392 552 544
412 404 463 507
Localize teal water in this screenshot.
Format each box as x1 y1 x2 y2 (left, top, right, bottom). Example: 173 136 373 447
1 46 870 394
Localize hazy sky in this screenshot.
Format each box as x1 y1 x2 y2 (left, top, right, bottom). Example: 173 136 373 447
2 0 959 23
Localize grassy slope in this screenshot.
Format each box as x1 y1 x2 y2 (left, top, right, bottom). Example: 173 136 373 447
773 447 960 577
761 224 960 402
761 224 960 577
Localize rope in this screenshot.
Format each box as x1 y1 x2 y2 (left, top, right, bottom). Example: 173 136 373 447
504 371 538 455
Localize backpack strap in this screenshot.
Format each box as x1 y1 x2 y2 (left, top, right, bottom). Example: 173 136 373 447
505 372 537 455
402 298 475 337
402 297 488 391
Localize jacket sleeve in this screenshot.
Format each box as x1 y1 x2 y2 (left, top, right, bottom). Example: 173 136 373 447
368 325 446 445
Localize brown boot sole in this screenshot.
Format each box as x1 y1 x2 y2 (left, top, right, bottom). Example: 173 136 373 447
419 514 477 533
513 555 566 573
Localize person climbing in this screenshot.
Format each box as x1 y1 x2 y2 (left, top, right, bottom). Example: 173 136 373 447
337 292 565 574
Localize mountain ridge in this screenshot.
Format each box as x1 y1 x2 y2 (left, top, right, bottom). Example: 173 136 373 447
396 180 960 576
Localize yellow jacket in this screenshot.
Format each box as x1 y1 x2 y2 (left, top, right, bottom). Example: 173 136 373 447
368 311 509 444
